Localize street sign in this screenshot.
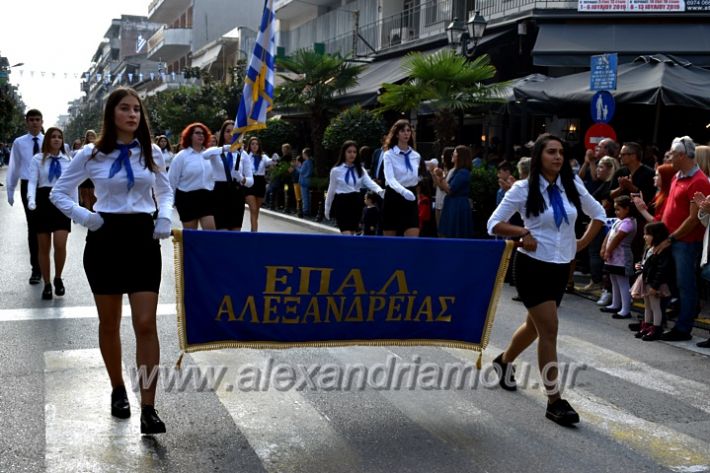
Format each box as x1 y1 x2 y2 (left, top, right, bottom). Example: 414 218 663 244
590 53 618 91
590 91 616 124
584 123 617 151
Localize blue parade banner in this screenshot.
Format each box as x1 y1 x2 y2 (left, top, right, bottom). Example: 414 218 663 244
173 230 513 353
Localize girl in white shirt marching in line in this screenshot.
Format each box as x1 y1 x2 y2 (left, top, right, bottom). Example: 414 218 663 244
50 87 173 435
155 135 174 170
487 133 605 426
27 127 73 300
243 136 274 232
78 129 98 211
208 120 254 231
168 123 219 230
382 119 423 237
324 140 385 235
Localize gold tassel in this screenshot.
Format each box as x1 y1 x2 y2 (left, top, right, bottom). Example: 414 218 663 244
476 351 483 370
175 352 185 370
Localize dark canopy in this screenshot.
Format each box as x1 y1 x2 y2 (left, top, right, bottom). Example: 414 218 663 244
514 55 710 109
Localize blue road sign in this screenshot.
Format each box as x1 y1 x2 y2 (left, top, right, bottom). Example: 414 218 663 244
590 91 615 124
590 53 618 91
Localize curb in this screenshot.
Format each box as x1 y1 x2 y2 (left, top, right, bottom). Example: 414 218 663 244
259 208 340 234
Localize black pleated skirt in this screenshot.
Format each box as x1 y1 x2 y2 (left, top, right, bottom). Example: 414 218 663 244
174 189 215 222
245 175 267 198
514 251 570 308
213 181 246 229
35 187 71 234
83 213 161 294
382 186 419 233
334 192 363 232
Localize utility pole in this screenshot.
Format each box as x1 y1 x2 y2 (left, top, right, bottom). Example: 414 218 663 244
352 10 359 57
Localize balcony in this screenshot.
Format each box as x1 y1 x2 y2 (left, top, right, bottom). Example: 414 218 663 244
148 0 192 24
146 26 192 62
275 0 341 23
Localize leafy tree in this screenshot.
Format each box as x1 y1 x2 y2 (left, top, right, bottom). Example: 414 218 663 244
0 83 26 143
64 103 102 142
246 118 300 155
377 50 508 148
322 105 386 152
276 49 365 176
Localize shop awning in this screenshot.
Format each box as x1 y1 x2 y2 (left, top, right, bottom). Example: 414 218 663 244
192 42 224 69
533 23 710 67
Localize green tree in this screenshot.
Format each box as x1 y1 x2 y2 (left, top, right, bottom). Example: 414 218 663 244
0 83 26 143
276 49 364 176
246 118 299 155
377 50 508 148
64 103 102 142
322 105 386 152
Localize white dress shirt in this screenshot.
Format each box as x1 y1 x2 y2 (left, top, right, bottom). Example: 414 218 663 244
27 153 75 208
243 151 273 176
50 142 172 221
162 149 175 168
168 146 225 193
207 149 254 187
6 132 44 194
487 175 606 264
383 146 422 195
324 164 384 219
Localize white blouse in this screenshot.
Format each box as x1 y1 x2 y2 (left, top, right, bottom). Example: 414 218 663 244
168 146 224 193
50 142 172 221
383 145 422 195
207 149 254 187
243 151 274 176
27 153 75 208
487 175 606 264
324 164 384 219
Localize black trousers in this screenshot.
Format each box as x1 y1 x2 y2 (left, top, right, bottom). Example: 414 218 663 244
20 180 39 273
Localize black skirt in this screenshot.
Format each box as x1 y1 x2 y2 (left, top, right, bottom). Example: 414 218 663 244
174 189 215 222
334 192 364 232
212 181 246 229
382 186 419 233
514 251 570 308
83 213 161 294
35 187 71 234
245 175 267 198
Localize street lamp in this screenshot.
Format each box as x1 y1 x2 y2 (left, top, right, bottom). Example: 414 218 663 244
446 11 488 59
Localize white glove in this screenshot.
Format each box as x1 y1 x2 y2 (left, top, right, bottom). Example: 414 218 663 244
403 189 416 202
85 212 105 232
7 193 14 206
28 201 36 211
325 213 330 220
377 189 385 199
153 217 172 240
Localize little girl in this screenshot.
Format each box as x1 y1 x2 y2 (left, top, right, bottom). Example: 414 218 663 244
600 195 637 319
630 221 674 340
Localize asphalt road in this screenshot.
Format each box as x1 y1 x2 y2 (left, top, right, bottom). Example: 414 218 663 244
1 167 709 473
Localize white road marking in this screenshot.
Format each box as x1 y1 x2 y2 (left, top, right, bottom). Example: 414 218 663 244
0 303 175 322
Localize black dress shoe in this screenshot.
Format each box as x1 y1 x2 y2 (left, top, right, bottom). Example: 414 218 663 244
660 329 692 342
141 405 166 435
511 295 523 302
599 307 621 313
41 283 53 300
612 312 632 319
29 272 41 285
696 338 710 348
111 386 131 419
546 399 580 426
491 353 517 391
53 278 65 296
628 322 642 332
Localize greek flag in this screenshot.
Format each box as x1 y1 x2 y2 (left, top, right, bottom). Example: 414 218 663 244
231 0 276 150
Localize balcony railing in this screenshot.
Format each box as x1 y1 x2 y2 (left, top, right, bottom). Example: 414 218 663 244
146 26 192 62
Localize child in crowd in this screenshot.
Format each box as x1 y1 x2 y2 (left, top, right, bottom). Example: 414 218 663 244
630 221 674 341
361 192 380 236
600 195 637 319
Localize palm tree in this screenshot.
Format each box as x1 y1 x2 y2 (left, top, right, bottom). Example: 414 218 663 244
377 50 509 148
276 49 365 176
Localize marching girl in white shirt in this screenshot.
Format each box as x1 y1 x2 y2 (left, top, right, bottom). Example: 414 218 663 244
50 87 173 435
27 127 73 300
155 135 174 170
382 119 437 237
325 140 384 235
243 136 274 232
487 133 605 427
78 129 98 211
206 120 254 231
168 123 220 230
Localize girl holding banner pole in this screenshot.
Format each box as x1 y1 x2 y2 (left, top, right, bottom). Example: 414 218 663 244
487 133 605 426
50 87 173 435
324 140 384 235
243 136 274 232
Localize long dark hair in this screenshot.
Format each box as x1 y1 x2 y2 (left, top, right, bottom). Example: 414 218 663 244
218 120 235 147
334 140 363 177
247 136 264 156
525 133 581 219
385 119 415 151
644 221 669 247
92 87 156 171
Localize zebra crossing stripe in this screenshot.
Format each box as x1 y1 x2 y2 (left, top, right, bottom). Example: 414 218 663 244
0 303 175 322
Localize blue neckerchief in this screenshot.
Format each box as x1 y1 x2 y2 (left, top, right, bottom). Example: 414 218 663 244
48 156 62 182
109 141 140 190
253 153 262 172
221 152 234 182
547 183 569 229
400 149 413 172
345 165 356 185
